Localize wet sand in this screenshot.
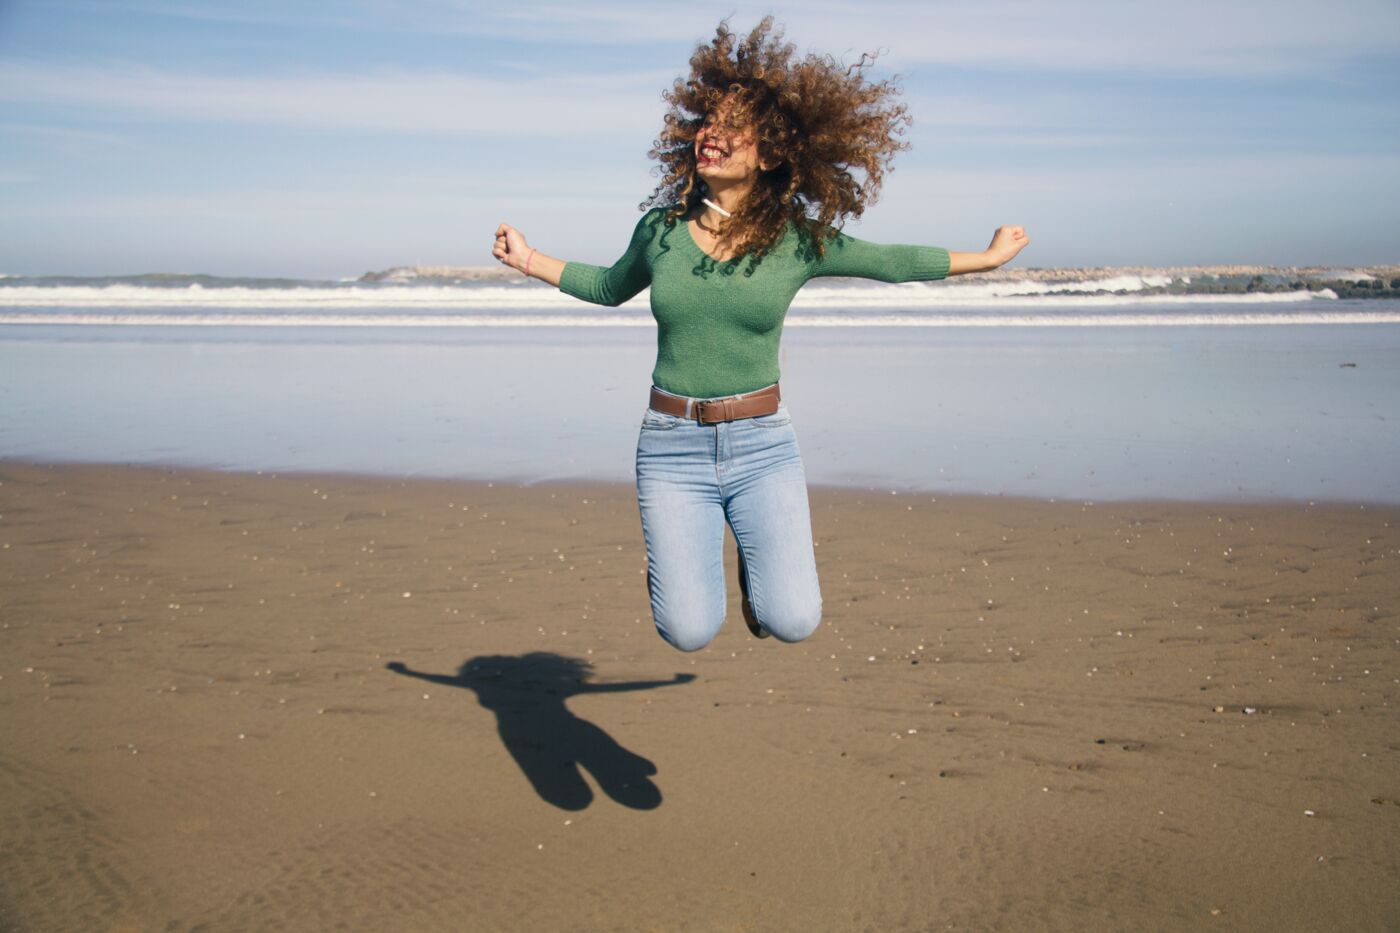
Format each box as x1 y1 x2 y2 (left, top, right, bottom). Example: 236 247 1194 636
6 321 1399 503
1 461 1397 931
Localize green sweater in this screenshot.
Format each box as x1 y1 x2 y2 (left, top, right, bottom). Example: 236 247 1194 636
558 207 951 399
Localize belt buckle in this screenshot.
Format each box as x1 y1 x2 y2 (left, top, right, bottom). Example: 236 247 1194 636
695 393 752 424
695 398 727 424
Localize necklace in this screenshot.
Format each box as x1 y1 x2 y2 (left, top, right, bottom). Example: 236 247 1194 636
701 197 732 218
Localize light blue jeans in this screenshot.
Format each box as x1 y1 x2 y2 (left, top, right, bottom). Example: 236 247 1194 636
634 388 823 652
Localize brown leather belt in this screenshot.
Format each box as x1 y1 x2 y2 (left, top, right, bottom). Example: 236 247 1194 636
649 382 781 424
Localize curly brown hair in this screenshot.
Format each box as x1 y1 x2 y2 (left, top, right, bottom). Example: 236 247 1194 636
641 15 913 272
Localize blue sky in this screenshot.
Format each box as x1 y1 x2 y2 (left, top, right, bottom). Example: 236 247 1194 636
1 0 1397 277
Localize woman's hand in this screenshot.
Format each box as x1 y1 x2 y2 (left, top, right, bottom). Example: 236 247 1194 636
492 224 566 287
985 225 1030 268
948 225 1031 276
492 222 532 272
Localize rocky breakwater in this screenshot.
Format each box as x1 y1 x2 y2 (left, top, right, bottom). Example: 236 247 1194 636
358 265 519 283
360 262 1400 298
956 263 1400 299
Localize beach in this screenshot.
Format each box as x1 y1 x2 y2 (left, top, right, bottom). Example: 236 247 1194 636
3 276 1398 929
7 0 1400 926
2 460 1397 931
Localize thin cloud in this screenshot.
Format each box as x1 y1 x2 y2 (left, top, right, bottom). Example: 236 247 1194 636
3 176 648 220
0 60 1028 136
58 0 388 32
44 0 1400 77
0 121 156 154
786 0 1400 78
880 151 1400 206
0 61 676 136
414 0 1400 79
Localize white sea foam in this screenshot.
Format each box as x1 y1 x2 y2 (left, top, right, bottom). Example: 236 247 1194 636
0 279 1339 311
907 274 1177 297
4 308 1397 328
0 284 546 309
790 285 1334 308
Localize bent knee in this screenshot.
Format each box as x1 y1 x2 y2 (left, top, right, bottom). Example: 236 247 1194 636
759 599 822 644
655 611 724 652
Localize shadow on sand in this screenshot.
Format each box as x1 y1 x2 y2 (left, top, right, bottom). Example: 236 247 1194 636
386 653 693 810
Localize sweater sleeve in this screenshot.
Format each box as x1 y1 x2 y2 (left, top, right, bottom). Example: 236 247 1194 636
803 228 951 284
557 210 655 307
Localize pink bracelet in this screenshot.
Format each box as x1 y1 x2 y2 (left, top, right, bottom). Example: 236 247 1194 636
523 248 537 278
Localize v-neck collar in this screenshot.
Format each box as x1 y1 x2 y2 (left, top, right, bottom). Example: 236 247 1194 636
673 213 797 268
680 216 739 265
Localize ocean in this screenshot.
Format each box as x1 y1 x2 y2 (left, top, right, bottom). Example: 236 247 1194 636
2 272 1398 503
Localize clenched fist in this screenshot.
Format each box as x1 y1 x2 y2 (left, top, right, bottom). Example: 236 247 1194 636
986 225 1030 268
493 222 532 271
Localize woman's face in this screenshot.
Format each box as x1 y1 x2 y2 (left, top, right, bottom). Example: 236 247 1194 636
695 99 776 183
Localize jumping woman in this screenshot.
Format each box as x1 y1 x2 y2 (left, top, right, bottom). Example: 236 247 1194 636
492 16 1029 652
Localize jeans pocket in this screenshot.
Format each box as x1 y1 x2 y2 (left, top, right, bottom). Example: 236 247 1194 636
641 407 683 430
752 403 792 428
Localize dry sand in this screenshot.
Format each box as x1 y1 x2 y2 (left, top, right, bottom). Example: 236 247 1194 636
1 461 1397 932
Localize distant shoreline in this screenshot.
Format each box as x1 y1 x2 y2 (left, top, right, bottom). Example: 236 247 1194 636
6 263 1397 286
358 262 1400 299
5 264 1399 301
360 261 1400 284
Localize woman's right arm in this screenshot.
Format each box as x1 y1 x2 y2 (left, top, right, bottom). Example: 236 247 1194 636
493 223 567 287
493 211 654 306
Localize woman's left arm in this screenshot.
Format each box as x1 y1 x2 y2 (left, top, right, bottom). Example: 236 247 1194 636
946 226 1036 274
806 224 1031 282
949 226 1031 275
